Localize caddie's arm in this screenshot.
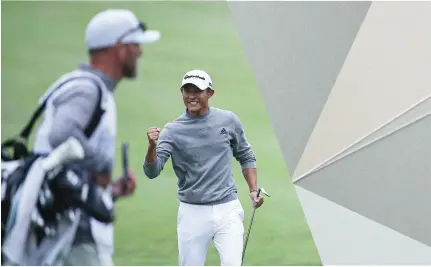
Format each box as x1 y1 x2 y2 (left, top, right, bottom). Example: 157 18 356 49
47 82 136 204
143 126 173 179
48 82 113 178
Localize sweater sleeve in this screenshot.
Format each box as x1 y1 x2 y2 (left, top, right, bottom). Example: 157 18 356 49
230 112 257 170
143 125 174 179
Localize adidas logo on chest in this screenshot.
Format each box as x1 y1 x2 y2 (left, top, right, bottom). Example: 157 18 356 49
220 128 228 135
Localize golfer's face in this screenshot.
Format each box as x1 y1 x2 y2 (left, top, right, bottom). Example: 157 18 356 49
182 84 211 113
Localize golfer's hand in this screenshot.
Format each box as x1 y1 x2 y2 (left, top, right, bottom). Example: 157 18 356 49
147 127 161 147
112 170 136 198
250 190 264 208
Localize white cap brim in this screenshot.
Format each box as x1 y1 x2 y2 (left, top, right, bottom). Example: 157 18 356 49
123 29 161 44
181 78 209 90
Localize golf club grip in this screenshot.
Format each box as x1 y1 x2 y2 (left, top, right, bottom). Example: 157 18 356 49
257 188 261 197
121 142 129 185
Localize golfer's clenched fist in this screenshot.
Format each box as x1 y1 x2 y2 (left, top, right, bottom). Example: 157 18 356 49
147 127 161 147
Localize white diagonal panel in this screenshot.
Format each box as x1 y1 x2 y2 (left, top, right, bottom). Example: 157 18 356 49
295 186 431 265
293 1 431 180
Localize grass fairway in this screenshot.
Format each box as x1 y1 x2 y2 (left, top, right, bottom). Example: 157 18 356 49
2 1 321 266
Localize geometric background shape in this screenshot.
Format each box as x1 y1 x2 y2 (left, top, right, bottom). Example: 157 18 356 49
297 114 431 246
295 186 431 265
227 1 371 174
295 95 431 181
230 1 431 264
293 1 431 180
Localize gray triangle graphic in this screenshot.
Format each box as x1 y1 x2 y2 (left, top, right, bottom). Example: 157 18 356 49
227 1 371 175
295 95 431 182
296 115 431 247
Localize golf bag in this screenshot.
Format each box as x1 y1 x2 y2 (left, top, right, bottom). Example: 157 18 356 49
1 76 114 265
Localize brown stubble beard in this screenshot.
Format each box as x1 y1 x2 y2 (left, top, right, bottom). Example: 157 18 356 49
122 57 137 78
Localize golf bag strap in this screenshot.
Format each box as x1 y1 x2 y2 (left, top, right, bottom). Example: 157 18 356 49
19 77 105 141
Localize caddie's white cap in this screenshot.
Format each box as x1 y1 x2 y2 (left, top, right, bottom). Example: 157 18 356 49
85 9 161 50
181 69 213 90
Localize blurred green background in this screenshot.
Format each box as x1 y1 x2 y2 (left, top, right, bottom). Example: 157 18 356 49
1 1 321 266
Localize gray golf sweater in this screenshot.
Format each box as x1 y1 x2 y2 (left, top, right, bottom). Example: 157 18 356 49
143 107 257 205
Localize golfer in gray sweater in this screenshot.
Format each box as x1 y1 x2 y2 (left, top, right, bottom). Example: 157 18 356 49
143 69 265 266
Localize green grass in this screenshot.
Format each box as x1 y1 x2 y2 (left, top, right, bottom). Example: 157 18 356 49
1 1 321 266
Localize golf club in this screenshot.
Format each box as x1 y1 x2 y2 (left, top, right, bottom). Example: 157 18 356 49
241 187 270 265
2 137 85 265
121 142 129 190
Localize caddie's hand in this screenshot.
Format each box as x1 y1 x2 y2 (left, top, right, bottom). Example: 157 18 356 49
112 169 136 198
147 127 161 147
250 190 264 209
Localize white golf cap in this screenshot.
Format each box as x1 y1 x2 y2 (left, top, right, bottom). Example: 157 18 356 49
85 9 161 50
181 69 213 90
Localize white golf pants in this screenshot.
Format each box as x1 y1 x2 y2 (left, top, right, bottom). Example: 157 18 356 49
177 198 245 266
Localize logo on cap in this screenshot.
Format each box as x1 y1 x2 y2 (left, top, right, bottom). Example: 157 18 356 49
184 75 206 80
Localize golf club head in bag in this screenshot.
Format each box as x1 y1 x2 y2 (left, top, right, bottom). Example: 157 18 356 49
23 167 116 266
1 137 85 265
2 137 83 246
1 137 115 265
1 155 39 246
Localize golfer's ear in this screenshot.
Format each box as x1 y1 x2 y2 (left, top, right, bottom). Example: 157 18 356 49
208 89 215 97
